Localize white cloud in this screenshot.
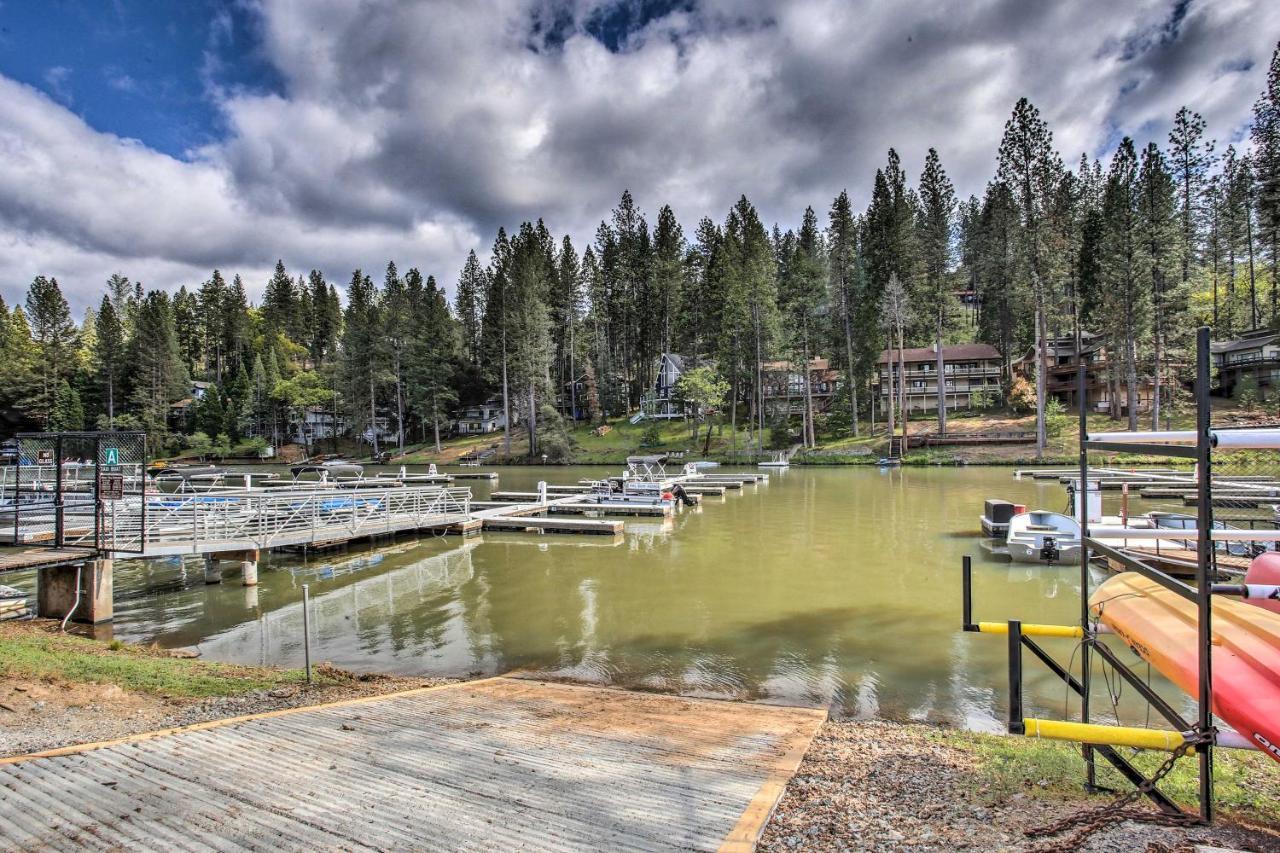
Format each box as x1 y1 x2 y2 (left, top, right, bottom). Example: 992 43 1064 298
1 0 1277 312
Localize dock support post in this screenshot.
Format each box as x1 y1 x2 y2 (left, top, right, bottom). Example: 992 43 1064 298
204 556 221 584
241 559 259 587
37 558 113 623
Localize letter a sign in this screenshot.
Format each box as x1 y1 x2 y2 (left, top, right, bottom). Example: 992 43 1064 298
104 447 119 466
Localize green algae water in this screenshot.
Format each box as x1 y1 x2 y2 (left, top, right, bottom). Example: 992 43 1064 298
11 466 1153 728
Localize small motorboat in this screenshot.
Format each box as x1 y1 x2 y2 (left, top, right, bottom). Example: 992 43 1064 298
877 457 901 468
1005 510 1082 565
980 499 1024 538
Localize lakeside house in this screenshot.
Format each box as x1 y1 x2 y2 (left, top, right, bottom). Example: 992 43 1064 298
760 357 841 417
1211 328 1280 398
455 399 509 434
290 406 347 446
1011 332 1154 414
639 353 691 419
876 343 1003 413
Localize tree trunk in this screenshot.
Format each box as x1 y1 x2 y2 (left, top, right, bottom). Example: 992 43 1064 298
935 311 946 435
394 353 405 455
885 333 896 437
842 300 858 437
528 381 537 457
1247 207 1258 329
897 322 907 439
1126 337 1139 432
432 394 441 453
501 342 511 456
1034 306 1047 458
368 371 379 456
569 316 576 423
803 339 816 448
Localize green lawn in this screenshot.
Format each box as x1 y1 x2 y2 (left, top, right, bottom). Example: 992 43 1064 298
0 625 338 698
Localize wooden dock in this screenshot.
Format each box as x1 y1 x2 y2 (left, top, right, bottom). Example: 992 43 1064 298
451 471 500 480
0 547 93 574
548 503 671 517
0 677 825 851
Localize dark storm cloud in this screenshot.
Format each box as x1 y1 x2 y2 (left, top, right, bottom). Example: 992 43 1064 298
0 0 1277 310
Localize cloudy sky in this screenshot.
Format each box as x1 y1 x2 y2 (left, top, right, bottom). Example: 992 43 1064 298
0 0 1276 312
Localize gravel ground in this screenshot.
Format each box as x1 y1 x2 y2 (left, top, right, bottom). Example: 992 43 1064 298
0 667 457 757
759 719 1280 852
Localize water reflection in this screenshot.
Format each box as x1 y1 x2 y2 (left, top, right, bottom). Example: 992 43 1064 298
5 465 1190 727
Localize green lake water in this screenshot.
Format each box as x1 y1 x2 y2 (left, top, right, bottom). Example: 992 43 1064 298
10 465 1179 728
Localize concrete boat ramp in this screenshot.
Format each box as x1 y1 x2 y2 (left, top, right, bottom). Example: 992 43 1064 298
0 676 825 851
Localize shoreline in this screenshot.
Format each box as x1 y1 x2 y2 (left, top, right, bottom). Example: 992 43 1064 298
2 621 1278 850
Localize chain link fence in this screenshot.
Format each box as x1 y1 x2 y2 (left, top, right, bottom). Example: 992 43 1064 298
4 432 147 552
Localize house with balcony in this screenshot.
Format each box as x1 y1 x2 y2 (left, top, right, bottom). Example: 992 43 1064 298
638 353 692 420
1012 332 1155 414
455 399 509 435
876 343 1003 413
1211 329 1280 398
290 406 347 446
760 357 841 417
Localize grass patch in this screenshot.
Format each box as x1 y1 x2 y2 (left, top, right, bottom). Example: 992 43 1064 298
0 625 333 698
930 727 1280 823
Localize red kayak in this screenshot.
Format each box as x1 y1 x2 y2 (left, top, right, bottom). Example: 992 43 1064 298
1089 571 1280 763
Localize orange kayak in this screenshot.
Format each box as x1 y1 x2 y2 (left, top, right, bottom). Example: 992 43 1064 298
1089 573 1280 763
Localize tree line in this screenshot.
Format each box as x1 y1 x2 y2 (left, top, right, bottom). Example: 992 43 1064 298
2 43 1278 460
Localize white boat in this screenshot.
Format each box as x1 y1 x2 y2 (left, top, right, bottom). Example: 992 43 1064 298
759 457 789 469
1006 510 1082 565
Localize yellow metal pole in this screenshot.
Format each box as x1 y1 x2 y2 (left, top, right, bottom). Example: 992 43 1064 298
977 621 1084 639
1021 718 1186 751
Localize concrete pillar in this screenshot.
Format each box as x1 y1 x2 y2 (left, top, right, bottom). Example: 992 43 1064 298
243 585 259 610
241 560 258 586
204 556 222 584
37 559 113 623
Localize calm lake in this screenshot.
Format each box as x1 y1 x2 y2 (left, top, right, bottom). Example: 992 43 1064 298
12 465 1171 729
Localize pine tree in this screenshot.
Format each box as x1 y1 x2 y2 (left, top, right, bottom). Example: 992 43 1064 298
1137 142 1179 428
781 207 827 446
827 191 860 434
554 236 583 419
24 276 78 428
223 275 250 377
651 205 685 357
1254 42 1280 323
94 295 126 428
1100 138 1148 430
129 290 188 438
916 148 957 432
455 250 487 368
341 270 384 454
262 260 298 338
383 261 411 452
1168 108 1215 317
172 286 201 375
997 98 1064 454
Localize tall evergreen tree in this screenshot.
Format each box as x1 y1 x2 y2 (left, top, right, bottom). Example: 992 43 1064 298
1137 142 1179 428
916 148 957 432
1168 107 1215 317
455 250 487 369
94 295 126 428
1254 42 1280 322
997 98 1063 452
827 191 861 434
1100 138 1147 430
24 276 78 428
129 290 188 438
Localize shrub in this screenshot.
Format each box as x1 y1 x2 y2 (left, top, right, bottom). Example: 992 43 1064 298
640 421 663 447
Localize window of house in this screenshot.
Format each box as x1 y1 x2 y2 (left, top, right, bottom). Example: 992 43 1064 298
912 380 925 389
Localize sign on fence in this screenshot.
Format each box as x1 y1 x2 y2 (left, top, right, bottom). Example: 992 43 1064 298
101 474 125 501
104 447 119 466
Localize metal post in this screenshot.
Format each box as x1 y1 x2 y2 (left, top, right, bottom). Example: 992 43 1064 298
1077 361 1096 789
93 436 102 552
1007 620 1024 734
1194 326 1215 822
302 583 313 685
54 434 64 548
962 556 975 630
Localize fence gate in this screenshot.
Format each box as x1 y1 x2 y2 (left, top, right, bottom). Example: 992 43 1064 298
10 432 147 553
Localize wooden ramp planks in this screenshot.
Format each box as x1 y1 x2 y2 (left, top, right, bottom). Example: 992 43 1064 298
0 677 825 852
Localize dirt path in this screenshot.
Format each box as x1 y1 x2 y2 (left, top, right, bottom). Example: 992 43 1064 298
759 720 1279 852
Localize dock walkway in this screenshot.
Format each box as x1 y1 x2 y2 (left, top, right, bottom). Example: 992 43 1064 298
0 677 825 851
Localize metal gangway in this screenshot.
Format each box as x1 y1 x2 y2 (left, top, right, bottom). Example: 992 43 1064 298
93 484 472 556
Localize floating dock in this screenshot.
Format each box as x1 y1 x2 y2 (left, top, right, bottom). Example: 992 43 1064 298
0 677 825 851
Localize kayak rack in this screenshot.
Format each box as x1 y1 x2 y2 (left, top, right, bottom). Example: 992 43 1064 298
963 327 1280 824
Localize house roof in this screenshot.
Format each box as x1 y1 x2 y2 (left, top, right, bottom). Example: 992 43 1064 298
876 343 1000 364
661 353 687 372
1212 331 1278 354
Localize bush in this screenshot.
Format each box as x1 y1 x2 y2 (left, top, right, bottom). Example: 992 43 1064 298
1237 373 1260 409
1009 376 1035 414
767 424 793 450
1044 397 1070 439
968 386 994 411
640 421 663 447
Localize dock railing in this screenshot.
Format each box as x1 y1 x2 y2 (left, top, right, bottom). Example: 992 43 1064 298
109 485 471 555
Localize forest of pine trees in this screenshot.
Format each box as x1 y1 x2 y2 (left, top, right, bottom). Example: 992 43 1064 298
3 44 1280 460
